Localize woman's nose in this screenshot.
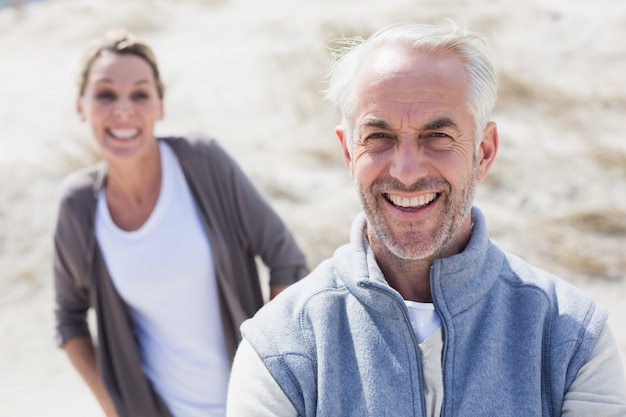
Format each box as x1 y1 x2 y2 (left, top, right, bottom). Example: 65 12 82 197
112 99 133 119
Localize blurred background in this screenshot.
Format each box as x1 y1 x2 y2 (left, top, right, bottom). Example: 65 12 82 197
1 0 625 414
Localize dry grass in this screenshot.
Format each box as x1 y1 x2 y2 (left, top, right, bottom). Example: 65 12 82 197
261 181 305 204
538 209 626 281
303 146 342 166
496 70 573 111
297 221 352 269
591 147 626 177
52 131 101 177
560 208 626 236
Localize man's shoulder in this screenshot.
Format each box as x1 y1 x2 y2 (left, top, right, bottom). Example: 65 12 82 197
499 250 608 334
241 256 352 363
267 258 346 310
243 257 348 330
501 250 591 299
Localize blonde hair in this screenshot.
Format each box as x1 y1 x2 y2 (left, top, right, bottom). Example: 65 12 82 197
77 28 164 98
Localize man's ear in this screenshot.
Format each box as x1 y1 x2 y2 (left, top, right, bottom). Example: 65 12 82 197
476 121 499 181
335 126 354 176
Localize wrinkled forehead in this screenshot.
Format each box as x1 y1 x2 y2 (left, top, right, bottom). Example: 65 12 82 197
355 46 469 98
352 47 470 122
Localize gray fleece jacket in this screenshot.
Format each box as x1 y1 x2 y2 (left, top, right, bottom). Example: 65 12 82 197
241 208 607 416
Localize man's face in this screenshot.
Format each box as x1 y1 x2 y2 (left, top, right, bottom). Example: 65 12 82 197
337 47 497 261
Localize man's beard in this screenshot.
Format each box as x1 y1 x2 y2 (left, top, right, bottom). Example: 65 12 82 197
358 159 477 261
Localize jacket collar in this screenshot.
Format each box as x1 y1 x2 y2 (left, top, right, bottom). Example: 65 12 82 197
335 207 503 318
429 207 504 317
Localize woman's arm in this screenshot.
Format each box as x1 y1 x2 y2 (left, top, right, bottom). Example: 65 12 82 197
63 336 119 417
269 285 290 300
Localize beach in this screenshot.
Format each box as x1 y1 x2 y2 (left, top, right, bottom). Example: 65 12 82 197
0 0 625 414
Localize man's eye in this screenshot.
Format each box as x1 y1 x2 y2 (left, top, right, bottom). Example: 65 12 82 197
423 133 454 149
429 132 451 139
367 133 395 142
364 133 396 151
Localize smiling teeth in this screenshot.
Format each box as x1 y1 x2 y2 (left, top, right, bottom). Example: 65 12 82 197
110 129 139 139
388 193 437 208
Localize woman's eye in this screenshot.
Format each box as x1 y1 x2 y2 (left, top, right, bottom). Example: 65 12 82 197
96 91 116 101
131 91 149 101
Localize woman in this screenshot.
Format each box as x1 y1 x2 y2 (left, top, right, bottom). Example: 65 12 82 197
53 28 308 417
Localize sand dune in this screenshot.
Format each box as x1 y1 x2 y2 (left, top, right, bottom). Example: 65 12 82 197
1 0 624 414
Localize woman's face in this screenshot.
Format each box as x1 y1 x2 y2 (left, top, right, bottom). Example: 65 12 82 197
77 51 163 163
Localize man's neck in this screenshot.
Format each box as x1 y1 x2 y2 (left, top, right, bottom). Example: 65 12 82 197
369 239 434 302
367 216 474 303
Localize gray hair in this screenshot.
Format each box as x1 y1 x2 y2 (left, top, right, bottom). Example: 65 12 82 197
324 21 497 151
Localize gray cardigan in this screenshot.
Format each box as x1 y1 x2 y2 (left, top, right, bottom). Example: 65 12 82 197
53 136 308 417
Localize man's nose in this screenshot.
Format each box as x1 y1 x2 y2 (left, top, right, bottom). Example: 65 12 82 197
389 139 428 186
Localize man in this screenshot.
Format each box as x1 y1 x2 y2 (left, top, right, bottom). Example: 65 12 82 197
226 22 626 416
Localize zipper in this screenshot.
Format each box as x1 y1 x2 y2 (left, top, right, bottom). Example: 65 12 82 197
359 282 428 416
429 262 449 417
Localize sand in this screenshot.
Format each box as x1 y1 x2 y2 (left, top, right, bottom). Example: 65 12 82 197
1 0 625 414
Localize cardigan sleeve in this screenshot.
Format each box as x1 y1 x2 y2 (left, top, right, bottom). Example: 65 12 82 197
53 173 97 347
204 139 309 288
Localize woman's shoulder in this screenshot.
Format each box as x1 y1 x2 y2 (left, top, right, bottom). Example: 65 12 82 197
160 134 239 172
160 134 223 155
58 162 105 203
55 163 103 243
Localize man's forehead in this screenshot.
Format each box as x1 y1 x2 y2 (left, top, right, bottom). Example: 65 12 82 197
358 46 465 83
353 46 469 114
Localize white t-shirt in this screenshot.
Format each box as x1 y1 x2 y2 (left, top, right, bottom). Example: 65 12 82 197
404 300 442 343
96 141 230 417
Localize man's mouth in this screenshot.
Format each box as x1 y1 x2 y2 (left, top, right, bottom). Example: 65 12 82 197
385 192 438 208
